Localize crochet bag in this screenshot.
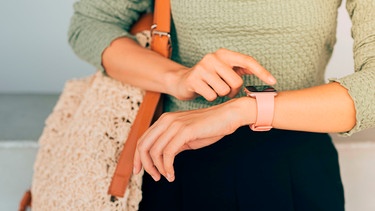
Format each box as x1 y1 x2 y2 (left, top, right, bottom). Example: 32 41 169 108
19 0 171 210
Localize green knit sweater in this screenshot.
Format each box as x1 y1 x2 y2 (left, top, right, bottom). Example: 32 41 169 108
68 0 375 136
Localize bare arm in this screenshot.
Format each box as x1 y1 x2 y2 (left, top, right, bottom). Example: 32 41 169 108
134 81 356 182
225 81 356 134
272 82 356 133
102 37 276 101
105 39 356 135
102 37 185 95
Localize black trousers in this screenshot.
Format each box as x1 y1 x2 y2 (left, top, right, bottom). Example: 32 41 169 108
139 127 345 211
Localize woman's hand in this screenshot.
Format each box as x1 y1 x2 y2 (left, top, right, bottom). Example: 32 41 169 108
133 97 255 182
132 48 276 182
169 48 276 101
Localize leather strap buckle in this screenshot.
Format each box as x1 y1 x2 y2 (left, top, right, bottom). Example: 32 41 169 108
151 24 171 43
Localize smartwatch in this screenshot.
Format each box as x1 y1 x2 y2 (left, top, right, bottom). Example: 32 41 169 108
244 85 277 131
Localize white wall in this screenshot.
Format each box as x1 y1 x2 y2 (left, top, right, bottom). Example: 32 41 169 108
325 1 354 80
0 0 354 93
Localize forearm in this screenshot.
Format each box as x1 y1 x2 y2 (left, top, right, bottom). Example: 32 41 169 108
236 82 356 133
102 37 185 95
273 82 356 133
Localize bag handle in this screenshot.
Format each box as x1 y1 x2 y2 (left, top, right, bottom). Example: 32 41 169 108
19 190 32 211
107 0 171 198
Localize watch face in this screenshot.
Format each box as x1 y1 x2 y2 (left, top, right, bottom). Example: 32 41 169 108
246 85 276 92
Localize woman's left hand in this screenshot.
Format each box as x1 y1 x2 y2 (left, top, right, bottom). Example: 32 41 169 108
133 98 253 182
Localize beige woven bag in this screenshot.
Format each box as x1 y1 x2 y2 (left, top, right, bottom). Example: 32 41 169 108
31 71 146 210
25 1 172 210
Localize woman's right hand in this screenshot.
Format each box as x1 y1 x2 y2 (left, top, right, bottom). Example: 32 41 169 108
169 48 277 101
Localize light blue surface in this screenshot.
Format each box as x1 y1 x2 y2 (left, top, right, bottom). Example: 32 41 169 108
0 93 57 210
0 93 59 141
0 0 93 93
0 144 38 211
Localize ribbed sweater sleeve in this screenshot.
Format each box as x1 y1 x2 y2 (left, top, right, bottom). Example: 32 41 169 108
67 0 152 70
331 0 375 136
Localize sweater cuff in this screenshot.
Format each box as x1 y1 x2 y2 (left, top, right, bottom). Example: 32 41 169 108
329 64 375 136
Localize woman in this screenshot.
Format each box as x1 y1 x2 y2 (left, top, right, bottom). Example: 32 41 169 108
68 0 375 210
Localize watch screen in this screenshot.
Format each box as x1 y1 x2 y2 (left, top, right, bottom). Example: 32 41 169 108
246 85 276 92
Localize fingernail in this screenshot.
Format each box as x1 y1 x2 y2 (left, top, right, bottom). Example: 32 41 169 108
268 76 276 84
166 173 175 182
152 175 160 181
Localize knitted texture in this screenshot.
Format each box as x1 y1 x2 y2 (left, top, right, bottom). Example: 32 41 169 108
68 0 375 135
31 72 144 210
68 0 152 70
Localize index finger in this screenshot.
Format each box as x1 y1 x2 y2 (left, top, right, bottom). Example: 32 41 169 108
215 48 276 85
161 129 193 182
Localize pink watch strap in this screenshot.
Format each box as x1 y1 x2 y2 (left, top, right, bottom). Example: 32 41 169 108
250 92 277 131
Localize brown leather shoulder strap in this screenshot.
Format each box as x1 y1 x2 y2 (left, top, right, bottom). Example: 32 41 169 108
151 0 172 57
108 0 171 198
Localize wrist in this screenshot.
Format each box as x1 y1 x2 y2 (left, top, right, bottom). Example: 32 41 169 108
165 66 198 100
163 65 187 96
229 97 257 128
